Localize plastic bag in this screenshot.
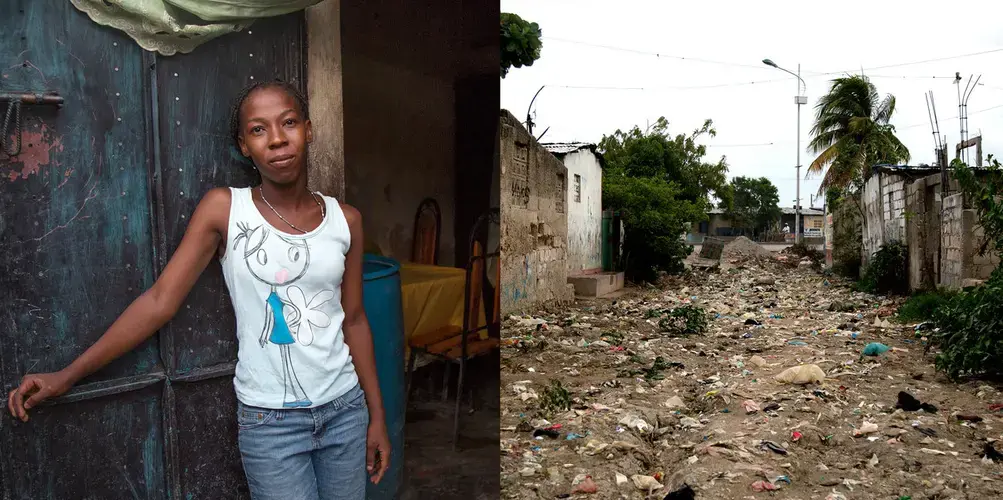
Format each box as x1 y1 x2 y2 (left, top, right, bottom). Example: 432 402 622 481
775 364 826 385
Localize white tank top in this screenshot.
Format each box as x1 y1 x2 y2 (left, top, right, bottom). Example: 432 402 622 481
220 187 359 409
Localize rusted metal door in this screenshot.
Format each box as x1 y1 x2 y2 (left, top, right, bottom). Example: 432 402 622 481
0 3 305 498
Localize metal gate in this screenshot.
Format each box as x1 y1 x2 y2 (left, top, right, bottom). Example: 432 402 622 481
0 3 305 498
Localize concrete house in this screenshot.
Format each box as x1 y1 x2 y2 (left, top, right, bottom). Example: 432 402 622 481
543 142 624 298
542 143 603 273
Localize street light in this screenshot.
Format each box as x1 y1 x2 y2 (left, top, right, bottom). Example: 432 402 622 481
763 58 807 243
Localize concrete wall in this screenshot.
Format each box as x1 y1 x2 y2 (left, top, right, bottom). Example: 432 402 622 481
305 1 347 200
941 193 1000 287
309 0 498 267
940 193 967 289
860 169 998 290
499 110 574 314
563 149 602 274
861 173 908 264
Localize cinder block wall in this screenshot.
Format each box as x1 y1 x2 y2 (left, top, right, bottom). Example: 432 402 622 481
498 110 574 314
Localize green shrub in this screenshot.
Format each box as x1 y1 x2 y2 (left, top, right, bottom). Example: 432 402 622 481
858 241 908 295
539 380 571 416
603 173 704 282
930 281 1003 379
897 289 957 323
657 305 708 336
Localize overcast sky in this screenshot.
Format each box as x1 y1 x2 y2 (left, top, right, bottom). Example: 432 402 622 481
500 0 1003 209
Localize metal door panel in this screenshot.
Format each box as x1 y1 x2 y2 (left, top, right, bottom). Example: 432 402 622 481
3 385 165 500
171 379 247 499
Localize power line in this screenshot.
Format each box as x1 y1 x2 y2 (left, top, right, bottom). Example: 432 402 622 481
862 74 963 81
898 102 1003 130
543 37 770 70
550 79 789 91
549 73 984 92
704 142 775 148
544 35 1003 80
807 47 1003 76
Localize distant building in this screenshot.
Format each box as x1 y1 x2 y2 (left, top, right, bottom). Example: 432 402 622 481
689 206 824 241
780 207 825 236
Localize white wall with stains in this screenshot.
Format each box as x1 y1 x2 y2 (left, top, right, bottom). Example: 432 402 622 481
562 149 603 274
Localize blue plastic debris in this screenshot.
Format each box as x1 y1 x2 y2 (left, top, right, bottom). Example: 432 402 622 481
862 342 891 356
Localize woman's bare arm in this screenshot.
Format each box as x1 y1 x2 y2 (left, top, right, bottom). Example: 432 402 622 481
339 204 391 483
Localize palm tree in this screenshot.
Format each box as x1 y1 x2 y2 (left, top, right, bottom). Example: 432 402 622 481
807 75 910 192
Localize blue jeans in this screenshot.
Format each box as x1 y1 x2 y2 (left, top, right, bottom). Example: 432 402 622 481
237 384 370 500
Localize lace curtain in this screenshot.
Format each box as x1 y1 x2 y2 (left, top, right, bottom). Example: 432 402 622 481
70 0 323 56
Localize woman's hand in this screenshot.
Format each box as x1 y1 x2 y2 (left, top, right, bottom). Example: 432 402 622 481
7 371 73 422
366 420 391 484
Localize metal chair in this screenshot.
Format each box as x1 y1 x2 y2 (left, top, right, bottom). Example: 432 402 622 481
411 198 441 265
404 209 500 449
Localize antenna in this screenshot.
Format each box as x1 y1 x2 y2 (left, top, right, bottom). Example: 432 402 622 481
535 126 550 142
925 92 940 152
929 91 943 150
929 90 948 193
954 73 982 166
956 72 963 164
525 85 545 136
963 74 981 165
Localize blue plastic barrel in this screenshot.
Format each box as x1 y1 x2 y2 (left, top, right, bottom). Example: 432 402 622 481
361 255 406 499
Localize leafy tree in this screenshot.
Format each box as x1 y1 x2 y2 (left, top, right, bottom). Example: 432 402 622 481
500 13 542 78
599 117 727 281
599 117 730 205
723 176 781 237
807 75 910 191
603 171 705 282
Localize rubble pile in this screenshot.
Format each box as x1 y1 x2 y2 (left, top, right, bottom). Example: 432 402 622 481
500 249 1003 499
720 236 773 261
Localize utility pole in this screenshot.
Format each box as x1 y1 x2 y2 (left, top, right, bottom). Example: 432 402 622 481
763 58 807 244
795 64 805 244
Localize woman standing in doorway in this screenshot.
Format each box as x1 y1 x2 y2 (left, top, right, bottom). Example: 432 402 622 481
7 80 390 500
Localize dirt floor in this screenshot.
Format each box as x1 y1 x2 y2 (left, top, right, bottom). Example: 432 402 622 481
403 352 501 499
500 243 1003 499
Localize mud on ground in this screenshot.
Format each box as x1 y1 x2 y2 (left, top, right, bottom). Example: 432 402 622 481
500 251 1003 500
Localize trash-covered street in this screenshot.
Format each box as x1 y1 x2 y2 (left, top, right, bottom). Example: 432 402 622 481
500 240 1003 499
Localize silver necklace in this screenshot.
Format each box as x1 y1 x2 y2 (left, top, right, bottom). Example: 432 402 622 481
258 186 325 234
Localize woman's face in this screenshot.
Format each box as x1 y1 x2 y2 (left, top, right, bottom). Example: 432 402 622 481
237 86 312 185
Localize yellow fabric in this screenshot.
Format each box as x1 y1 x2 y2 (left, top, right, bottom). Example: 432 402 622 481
399 263 486 344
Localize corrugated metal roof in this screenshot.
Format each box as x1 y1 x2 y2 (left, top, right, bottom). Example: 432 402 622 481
541 142 597 155
782 207 824 216
871 164 942 174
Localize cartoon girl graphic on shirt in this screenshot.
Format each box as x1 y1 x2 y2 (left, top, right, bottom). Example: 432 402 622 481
233 222 334 408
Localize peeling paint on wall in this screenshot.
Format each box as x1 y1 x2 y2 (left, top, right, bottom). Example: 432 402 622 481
5 122 64 182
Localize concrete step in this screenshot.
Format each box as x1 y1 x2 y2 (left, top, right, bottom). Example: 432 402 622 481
568 272 624 298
